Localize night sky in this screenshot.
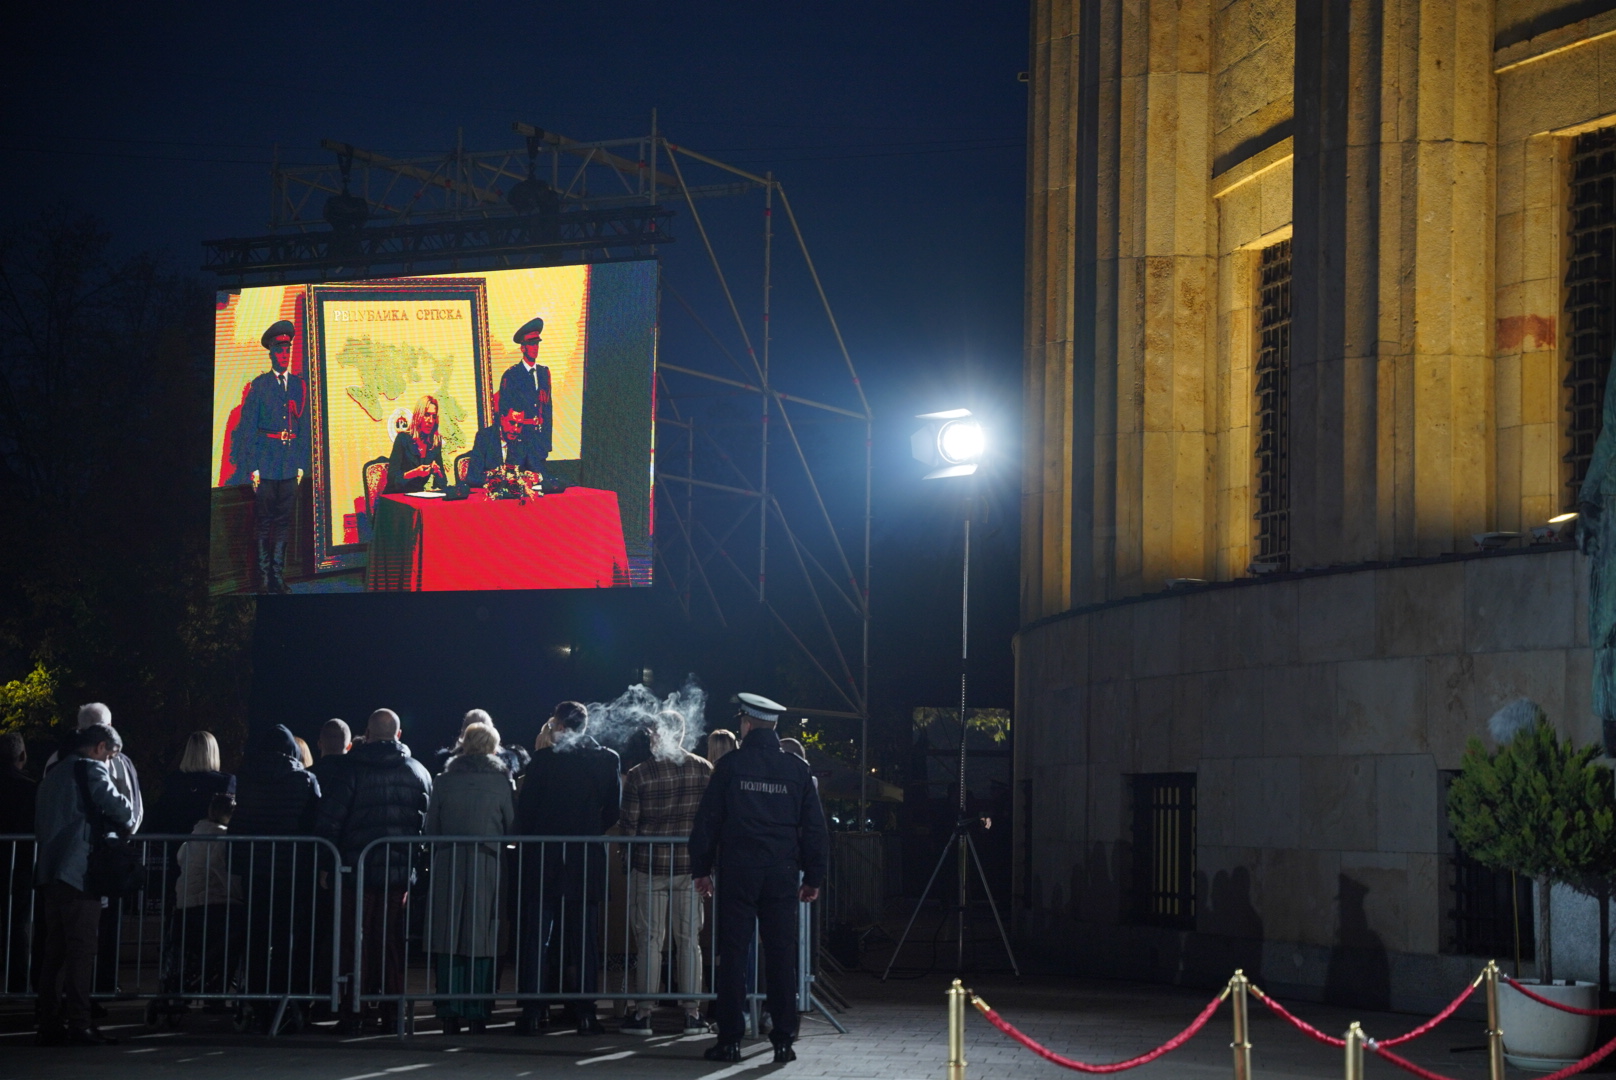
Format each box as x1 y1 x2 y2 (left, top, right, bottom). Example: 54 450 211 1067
2 4 1029 761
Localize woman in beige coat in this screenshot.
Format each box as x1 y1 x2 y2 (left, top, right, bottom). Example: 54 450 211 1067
425 722 515 1033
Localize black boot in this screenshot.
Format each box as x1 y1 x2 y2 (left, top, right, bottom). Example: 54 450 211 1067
772 1036 796 1064
270 539 291 594
256 537 274 593
703 1041 742 1062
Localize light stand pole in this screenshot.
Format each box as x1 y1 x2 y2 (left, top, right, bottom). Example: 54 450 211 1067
883 411 1019 980
953 493 972 971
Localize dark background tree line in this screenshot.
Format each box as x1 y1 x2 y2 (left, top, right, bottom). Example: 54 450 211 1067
0 207 253 787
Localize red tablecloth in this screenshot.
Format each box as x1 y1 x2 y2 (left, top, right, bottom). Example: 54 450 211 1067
366 487 629 591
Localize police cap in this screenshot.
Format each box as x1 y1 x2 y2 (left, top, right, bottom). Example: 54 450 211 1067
736 692 786 723
513 317 545 344
261 320 296 349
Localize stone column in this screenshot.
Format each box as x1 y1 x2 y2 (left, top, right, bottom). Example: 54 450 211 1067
1292 0 1494 566
1382 0 1495 557
1023 0 1081 621
1105 0 1218 595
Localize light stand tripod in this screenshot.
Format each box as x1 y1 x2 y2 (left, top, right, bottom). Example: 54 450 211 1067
882 492 1020 979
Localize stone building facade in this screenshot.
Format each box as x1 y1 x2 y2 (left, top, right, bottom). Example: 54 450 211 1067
1016 0 1614 1007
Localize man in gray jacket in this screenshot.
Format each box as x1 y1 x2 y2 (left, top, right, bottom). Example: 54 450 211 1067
34 724 134 1046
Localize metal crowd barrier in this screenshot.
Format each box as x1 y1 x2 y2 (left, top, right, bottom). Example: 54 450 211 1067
1 834 344 1034
2 834 843 1038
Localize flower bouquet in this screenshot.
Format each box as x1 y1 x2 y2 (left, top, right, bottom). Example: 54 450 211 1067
483 464 544 501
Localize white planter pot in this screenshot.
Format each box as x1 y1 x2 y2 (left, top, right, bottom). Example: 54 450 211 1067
1498 979 1599 1072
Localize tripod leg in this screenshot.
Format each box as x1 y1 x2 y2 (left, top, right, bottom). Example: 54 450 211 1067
965 832 1020 976
880 838 958 981
808 992 848 1034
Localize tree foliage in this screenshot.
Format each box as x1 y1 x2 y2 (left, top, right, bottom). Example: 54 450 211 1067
1447 714 1616 894
0 661 57 739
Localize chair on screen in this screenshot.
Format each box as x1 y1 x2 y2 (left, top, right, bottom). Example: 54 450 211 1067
363 457 389 520
454 453 471 485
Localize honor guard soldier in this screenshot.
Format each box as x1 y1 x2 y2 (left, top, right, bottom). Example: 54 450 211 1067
496 317 553 467
240 320 308 593
689 692 828 1064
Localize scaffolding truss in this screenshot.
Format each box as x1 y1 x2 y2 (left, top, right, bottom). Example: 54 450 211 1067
204 123 875 818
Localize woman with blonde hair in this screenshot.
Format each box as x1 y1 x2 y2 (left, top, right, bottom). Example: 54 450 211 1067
425 721 515 1034
705 729 738 764
148 731 235 834
384 394 447 493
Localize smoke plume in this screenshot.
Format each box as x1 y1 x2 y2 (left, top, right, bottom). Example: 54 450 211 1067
559 677 707 762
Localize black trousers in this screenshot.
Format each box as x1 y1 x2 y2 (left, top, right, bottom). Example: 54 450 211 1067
714 865 798 1044
254 478 297 542
36 882 102 1029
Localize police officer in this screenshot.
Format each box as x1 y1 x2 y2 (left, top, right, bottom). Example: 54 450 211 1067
240 320 308 593
689 693 828 1064
496 317 553 467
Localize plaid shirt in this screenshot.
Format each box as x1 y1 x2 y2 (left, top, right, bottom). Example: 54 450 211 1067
619 750 713 875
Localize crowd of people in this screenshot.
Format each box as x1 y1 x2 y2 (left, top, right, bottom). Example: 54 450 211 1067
1 691 827 1065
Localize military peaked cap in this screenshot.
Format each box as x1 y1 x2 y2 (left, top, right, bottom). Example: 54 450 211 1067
261 320 296 348
513 316 545 343
736 692 787 722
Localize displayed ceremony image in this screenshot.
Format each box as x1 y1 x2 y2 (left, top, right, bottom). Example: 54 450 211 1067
208 263 656 595
9 1 1616 1079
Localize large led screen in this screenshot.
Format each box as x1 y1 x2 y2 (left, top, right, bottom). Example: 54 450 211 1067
209 262 657 595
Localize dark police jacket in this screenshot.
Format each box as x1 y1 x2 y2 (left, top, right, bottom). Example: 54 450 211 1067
496 360 553 460
239 369 309 481
465 424 543 487
688 727 829 888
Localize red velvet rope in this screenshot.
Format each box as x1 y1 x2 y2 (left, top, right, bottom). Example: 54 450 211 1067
1368 1043 1466 1080
1376 977 1479 1046
1504 977 1616 1017
1252 990 1347 1048
970 992 1225 1073
1373 1030 1616 1080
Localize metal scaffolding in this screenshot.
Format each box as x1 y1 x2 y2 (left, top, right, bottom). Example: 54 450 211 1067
204 122 876 821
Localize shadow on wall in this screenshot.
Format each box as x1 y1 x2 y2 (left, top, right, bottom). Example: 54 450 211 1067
1071 841 1125 923
1183 866 1265 985
1325 874 1390 1010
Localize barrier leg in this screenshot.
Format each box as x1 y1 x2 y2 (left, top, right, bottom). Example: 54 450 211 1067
1343 1022 1364 1080
1230 970 1252 1080
948 979 967 1080
1484 961 1505 1080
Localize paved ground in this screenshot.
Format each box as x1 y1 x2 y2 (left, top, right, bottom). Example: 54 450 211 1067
0 975 1510 1079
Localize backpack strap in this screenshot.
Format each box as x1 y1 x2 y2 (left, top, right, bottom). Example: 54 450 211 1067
73 758 111 840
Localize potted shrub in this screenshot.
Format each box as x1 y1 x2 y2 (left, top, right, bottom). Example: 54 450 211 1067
1447 701 1616 1071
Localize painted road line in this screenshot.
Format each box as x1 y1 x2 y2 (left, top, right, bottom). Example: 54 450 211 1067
577 1050 636 1065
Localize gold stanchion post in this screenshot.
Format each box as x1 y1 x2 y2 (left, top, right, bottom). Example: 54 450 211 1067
1230 970 1252 1080
1343 1022 1364 1080
1484 961 1505 1080
948 979 968 1080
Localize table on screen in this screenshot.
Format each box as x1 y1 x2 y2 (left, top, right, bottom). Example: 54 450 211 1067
365 487 630 591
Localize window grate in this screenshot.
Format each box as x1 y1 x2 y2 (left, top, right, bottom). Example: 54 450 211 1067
1130 773 1196 929
1564 127 1616 501
1450 848 1535 961
1254 239 1292 567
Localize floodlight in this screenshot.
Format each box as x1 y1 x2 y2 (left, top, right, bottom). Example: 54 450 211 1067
912 408 983 479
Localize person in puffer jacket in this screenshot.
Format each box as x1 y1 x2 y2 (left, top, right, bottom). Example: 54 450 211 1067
230 724 321 1032
314 709 431 1033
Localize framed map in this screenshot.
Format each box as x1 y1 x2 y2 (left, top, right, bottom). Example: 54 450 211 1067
305 279 492 571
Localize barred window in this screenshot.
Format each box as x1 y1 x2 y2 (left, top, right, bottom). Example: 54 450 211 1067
1564 127 1616 502
1130 773 1196 929
1253 239 1292 567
